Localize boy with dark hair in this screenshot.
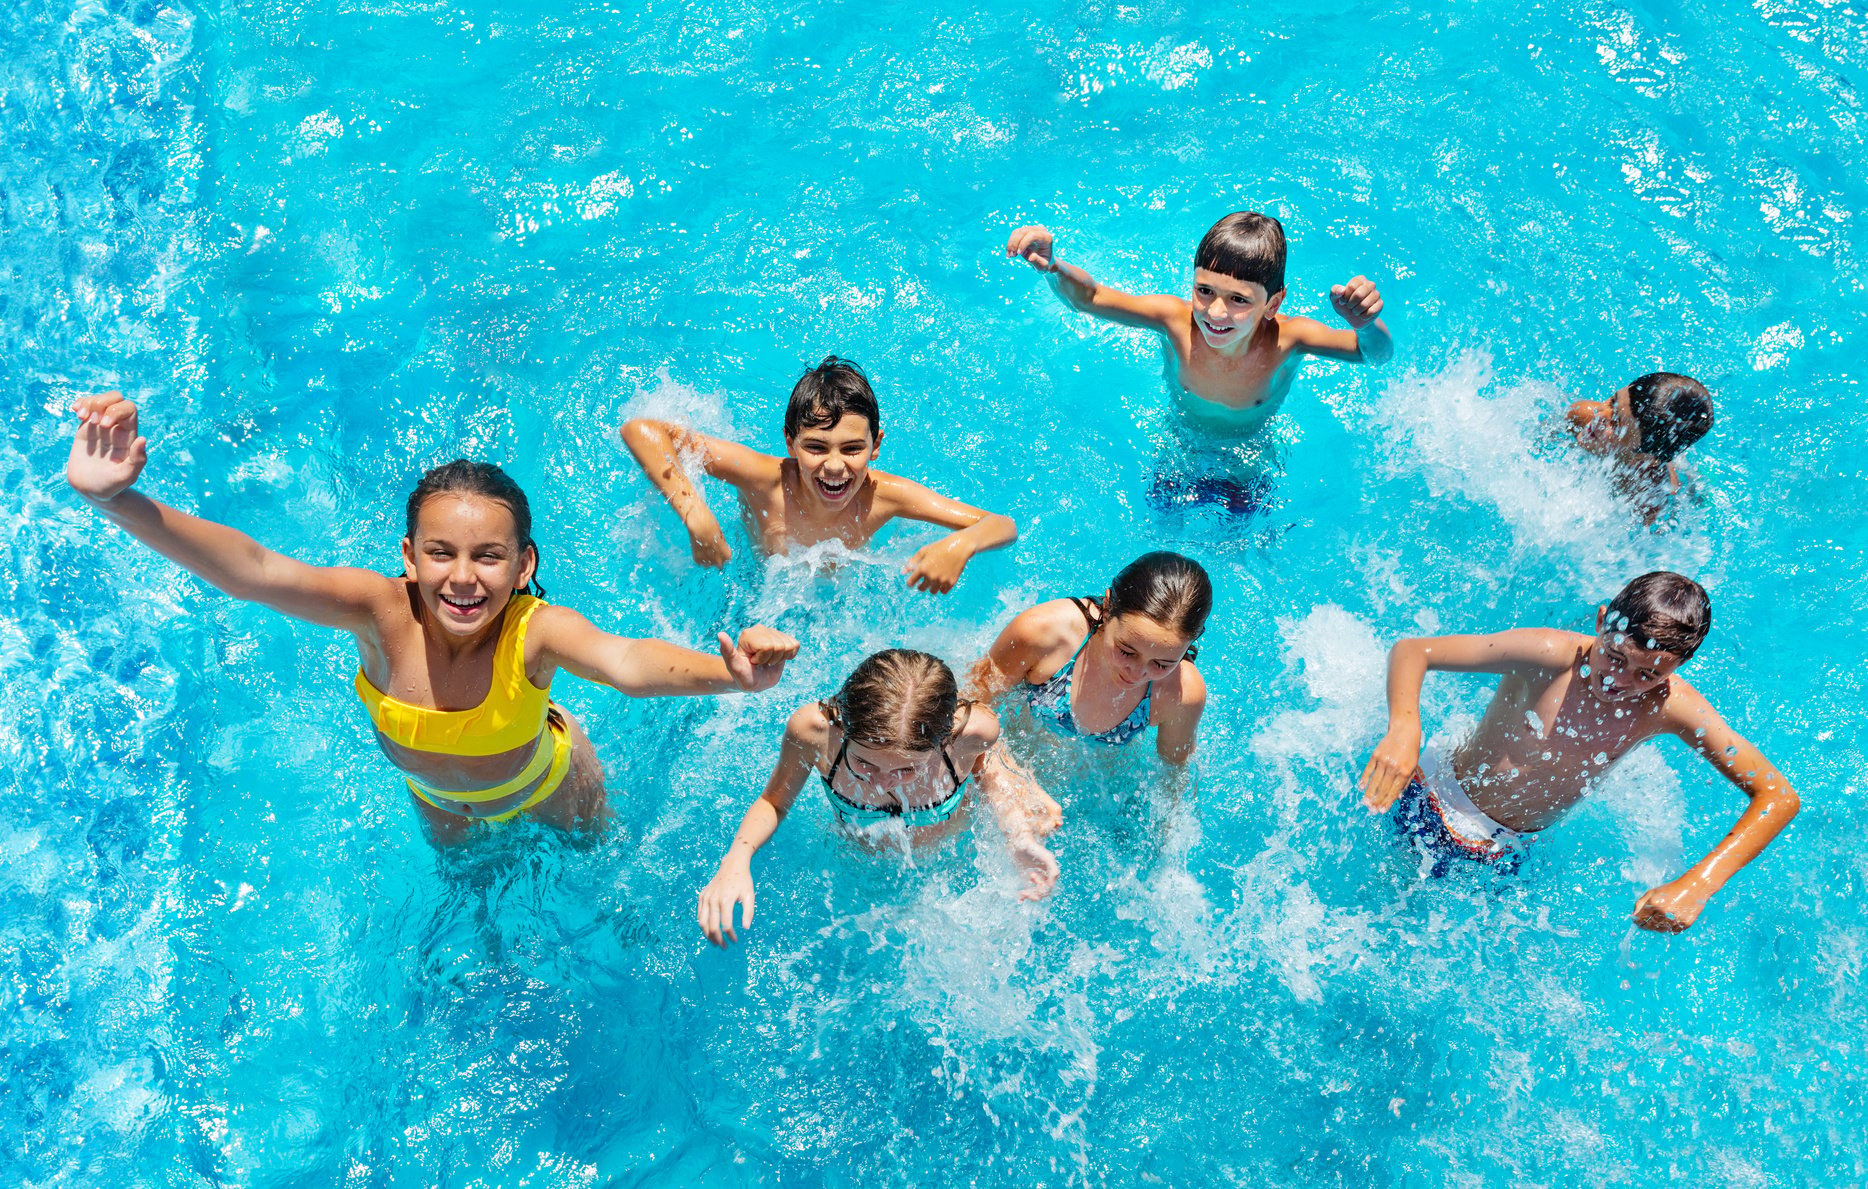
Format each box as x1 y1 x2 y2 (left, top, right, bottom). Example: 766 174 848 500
1565 372 1715 519
1358 571 1798 932
1004 211 1394 435
621 357 1016 595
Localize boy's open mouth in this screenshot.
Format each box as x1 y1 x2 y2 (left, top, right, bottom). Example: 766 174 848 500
438 592 488 618
1198 317 1239 340
815 474 854 502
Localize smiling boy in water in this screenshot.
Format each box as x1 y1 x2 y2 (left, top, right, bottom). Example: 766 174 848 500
1564 371 1714 523
621 356 1016 594
1359 572 1798 932
1005 212 1393 437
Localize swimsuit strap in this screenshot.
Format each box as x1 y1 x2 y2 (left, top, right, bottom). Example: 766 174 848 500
1070 596 1106 632
822 733 853 790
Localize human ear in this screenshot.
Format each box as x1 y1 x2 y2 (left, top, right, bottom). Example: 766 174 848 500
402 537 418 581
517 543 537 592
1595 605 1607 632
871 428 883 457
1265 288 1286 316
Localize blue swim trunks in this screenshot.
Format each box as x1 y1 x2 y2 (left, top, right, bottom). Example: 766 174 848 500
1392 748 1530 879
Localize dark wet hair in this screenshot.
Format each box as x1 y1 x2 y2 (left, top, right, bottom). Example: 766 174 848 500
1194 212 1287 296
1096 551 1213 659
1604 571 1710 659
784 356 881 440
404 459 544 597
1626 373 1714 462
823 649 967 753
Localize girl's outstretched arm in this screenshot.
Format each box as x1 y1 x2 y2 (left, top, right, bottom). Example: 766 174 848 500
698 706 819 946
533 606 798 696
66 393 394 630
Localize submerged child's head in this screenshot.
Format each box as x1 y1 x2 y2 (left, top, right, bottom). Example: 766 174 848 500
402 460 541 636
1588 571 1711 701
825 649 964 790
1191 212 1287 352
1098 552 1214 689
1600 373 1714 463
784 356 883 512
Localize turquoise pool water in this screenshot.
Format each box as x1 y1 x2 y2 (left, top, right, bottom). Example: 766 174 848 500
8 0 1867 1184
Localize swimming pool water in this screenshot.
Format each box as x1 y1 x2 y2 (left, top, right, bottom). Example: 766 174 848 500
7 0 1867 1184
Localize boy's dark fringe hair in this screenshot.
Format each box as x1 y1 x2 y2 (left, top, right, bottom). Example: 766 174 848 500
1097 551 1214 658
822 649 965 753
1194 212 1287 296
1626 372 1714 462
1605 571 1710 659
784 356 881 440
404 459 545 597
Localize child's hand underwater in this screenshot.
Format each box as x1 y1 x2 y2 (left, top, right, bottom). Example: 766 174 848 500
718 626 800 692
1010 835 1060 901
67 392 149 503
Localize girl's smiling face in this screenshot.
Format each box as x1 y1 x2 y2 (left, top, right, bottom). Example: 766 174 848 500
1102 612 1193 689
787 412 881 512
402 493 535 639
1190 268 1283 353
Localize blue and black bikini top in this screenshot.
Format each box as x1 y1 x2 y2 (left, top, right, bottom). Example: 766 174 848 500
1024 597 1155 747
818 720 970 830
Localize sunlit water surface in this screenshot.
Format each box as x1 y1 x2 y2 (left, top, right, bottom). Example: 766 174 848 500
6 0 1867 1184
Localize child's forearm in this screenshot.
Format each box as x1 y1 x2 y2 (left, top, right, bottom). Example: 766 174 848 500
620 420 714 525
718 798 783 871
1355 320 1394 365
607 638 741 696
1383 638 1430 728
951 512 1017 558
1045 258 1100 312
1676 783 1800 897
88 489 283 601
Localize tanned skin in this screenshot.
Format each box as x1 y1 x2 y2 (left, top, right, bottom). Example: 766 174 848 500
1359 611 1799 932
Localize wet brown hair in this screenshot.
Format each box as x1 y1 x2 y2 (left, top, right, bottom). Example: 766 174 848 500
404 459 544 597
1194 212 1287 296
1605 571 1711 659
823 649 966 752
784 356 881 440
1099 552 1214 656
1626 372 1714 462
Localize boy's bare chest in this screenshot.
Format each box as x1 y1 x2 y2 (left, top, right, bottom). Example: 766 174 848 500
1166 334 1294 411
737 486 881 552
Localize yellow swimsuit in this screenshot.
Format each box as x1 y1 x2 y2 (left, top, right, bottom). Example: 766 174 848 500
353 594 572 822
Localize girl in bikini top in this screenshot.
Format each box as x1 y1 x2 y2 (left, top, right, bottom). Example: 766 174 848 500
974 551 1215 765
64 394 798 841
696 650 1064 947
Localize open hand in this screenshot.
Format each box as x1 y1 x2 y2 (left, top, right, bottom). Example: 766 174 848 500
1633 879 1706 933
903 537 970 594
1009 834 1060 902
698 864 756 946
1359 722 1421 811
1005 224 1058 273
67 392 148 503
1329 275 1385 328
684 509 732 567
717 625 799 692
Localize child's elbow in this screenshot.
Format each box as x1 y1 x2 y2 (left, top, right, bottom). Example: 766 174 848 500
1765 785 1801 825
618 418 662 452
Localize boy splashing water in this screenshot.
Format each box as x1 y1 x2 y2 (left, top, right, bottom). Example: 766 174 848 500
622 357 1016 594
1359 572 1798 932
1564 372 1715 523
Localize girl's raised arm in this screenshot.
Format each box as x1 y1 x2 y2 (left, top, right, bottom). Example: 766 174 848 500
697 706 821 946
531 605 798 696
66 393 393 632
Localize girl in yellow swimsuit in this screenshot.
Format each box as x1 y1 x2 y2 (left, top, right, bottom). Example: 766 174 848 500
65 393 799 841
